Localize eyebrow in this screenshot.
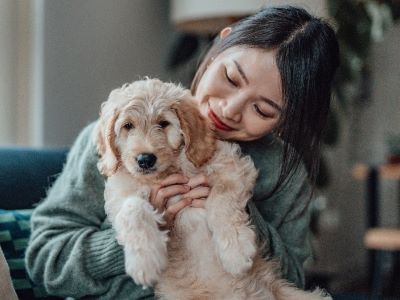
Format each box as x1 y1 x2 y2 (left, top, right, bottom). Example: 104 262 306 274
234 60 282 113
233 60 249 85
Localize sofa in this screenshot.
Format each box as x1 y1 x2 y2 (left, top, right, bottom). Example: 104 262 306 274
0 147 68 299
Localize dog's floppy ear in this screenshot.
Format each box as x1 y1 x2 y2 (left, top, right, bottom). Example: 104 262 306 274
172 99 216 168
94 102 120 177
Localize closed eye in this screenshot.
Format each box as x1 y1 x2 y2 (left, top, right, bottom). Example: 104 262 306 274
253 104 275 119
224 67 238 87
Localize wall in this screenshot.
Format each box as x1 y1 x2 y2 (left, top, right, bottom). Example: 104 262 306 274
39 0 172 146
0 0 17 144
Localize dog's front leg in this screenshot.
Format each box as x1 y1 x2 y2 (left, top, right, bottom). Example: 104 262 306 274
113 196 168 288
206 154 258 276
206 187 257 276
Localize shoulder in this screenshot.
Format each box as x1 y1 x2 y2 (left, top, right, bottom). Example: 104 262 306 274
239 135 284 198
238 134 281 163
67 122 98 163
71 121 98 152
240 136 312 229
238 135 310 203
61 121 103 185
32 121 105 215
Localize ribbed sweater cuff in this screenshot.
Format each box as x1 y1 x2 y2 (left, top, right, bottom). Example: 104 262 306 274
84 229 125 280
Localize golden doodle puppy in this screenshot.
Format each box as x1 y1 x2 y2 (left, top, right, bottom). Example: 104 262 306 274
94 78 331 300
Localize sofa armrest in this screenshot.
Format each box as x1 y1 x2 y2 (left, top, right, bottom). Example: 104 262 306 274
0 245 18 300
0 147 68 210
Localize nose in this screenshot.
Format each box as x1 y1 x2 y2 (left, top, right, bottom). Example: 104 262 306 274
220 96 243 122
136 153 157 169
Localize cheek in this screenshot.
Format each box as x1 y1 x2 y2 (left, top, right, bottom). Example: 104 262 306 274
196 74 224 119
196 66 222 99
242 119 278 140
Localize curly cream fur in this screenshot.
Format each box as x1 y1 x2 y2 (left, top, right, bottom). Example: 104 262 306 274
94 78 331 300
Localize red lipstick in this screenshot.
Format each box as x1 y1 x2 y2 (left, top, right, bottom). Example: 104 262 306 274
208 109 233 131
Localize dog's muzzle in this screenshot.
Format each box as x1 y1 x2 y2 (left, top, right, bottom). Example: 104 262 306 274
136 153 157 170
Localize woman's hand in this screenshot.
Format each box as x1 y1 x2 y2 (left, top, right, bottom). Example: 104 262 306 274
150 173 210 229
183 174 210 208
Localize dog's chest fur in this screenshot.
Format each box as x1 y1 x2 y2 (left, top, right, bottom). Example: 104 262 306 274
155 141 249 299
157 208 234 299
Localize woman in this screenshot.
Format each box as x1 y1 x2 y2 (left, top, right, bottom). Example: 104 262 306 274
26 6 339 299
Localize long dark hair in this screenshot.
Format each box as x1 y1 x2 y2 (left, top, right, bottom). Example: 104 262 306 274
191 6 340 194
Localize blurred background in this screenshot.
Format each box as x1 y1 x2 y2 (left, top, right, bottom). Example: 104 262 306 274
1 0 399 298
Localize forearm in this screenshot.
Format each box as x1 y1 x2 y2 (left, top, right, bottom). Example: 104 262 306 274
262 223 309 288
26 194 155 299
248 200 311 288
26 214 123 297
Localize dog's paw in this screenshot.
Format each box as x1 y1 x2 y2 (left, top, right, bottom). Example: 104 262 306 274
214 225 257 276
124 241 168 288
125 254 165 288
123 226 169 288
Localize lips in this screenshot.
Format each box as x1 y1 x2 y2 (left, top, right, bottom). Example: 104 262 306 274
208 109 233 131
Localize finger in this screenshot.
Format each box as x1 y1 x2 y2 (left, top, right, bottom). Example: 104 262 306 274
165 198 192 217
191 198 206 208
182 186 210 200
150 184 162 203
151 174 189 203
187 174 209 189
152 185 190 211
160 174 189 187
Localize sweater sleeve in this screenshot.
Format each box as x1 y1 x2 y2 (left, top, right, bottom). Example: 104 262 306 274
240 136 313 289
248 174 312 288
25 123 154 299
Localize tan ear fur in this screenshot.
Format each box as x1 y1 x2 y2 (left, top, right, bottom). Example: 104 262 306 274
173 100 216 168
95 105 120 176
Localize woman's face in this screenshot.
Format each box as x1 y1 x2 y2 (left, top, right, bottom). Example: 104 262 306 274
195 46 283 141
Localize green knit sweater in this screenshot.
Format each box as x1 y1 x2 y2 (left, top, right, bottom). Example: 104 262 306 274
25 123 312 299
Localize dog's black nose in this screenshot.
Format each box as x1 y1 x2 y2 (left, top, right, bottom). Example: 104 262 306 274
136 153 157 169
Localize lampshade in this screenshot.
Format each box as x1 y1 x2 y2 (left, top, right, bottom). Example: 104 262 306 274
171 0 329 33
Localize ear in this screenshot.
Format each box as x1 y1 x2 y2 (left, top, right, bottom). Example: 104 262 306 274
220 27 232 39
172 100 216 168
94 103 120 176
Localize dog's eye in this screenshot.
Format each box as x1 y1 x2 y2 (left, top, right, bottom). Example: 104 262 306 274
123 122 134 130
158 120 170 129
